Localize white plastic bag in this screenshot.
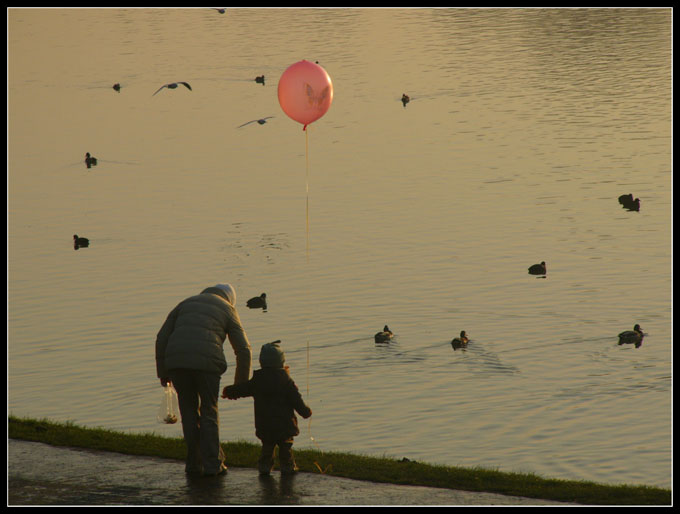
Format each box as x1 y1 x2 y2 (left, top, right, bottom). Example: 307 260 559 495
157 383 180 424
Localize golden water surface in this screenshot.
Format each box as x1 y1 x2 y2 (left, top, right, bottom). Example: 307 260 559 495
8 8 672 488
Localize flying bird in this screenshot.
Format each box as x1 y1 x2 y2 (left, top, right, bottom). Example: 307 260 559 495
237 116 274 128
152 82 192 96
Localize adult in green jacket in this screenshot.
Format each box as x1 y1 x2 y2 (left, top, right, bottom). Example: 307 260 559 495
155 283 251 476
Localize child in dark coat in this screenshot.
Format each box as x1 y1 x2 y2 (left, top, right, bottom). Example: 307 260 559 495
222 340 312 475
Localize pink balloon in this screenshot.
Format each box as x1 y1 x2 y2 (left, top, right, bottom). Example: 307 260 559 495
278 60 333 130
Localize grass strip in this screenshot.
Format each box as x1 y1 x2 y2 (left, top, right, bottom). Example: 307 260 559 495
8 416 670 505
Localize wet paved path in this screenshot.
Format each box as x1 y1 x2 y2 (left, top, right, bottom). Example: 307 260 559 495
8 439 575 506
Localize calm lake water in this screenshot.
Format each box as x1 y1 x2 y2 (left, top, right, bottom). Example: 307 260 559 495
8 8 672 489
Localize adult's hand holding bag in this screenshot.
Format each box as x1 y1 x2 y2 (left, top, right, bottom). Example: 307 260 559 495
157 383 180 424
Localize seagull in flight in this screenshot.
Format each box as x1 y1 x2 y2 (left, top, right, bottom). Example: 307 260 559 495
152 82 192 96
237 116 274 128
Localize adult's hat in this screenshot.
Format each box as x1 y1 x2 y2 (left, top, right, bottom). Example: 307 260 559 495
214 284 236 305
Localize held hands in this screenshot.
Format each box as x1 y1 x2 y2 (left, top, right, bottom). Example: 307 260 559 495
221 386 236 400
219 367 291 399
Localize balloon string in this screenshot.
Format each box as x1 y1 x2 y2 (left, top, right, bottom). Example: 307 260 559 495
306 348 327 473
303 125 327 473
305 126 310 264
305 124 311 404
306 340 310 399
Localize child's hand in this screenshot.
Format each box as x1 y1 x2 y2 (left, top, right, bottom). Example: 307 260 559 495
221 385 239 400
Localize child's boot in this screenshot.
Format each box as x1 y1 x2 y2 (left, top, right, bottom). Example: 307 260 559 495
279 442 298 475
258 459 274 476
258 442 275 476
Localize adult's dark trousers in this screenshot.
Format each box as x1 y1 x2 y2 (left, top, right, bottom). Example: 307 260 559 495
169 368 226 475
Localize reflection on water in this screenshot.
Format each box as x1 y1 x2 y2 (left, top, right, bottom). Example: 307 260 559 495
256 475 300 506
8 8 671 489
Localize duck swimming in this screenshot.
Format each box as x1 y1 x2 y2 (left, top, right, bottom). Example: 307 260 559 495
255 75 265 85
237 116 274 128
528 261 546 275
84 152 97 168
246 293 267 309
618 193 640 211
374 325 394 344
624 198 640 211
73 234 89 248
113 83 121 92
451 330 469 350
618 193 633 206
618 324 644 348
401 94 410 107
152 82 192 96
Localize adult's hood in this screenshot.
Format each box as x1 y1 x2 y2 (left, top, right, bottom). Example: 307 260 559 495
203 284 236 305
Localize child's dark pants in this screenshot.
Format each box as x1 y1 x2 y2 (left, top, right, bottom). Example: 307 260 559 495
259 438 297 474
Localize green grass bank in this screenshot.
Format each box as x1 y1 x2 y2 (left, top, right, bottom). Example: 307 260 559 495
8 416 670 505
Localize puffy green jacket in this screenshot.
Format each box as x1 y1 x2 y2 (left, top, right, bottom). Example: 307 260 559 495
155 286 251 384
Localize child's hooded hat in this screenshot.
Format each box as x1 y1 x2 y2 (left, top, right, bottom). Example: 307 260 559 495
259 340 285 368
